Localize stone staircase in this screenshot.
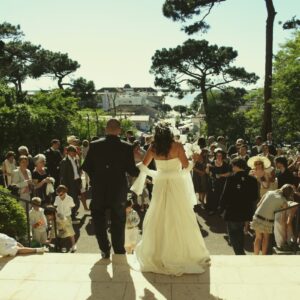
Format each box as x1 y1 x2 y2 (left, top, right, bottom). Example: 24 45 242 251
1 254 300 300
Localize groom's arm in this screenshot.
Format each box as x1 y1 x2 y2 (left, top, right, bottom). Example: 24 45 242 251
125 144 140 177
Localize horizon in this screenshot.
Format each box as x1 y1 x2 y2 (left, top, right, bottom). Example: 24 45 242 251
1 0 299 105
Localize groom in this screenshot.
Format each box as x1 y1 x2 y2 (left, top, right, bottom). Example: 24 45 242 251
82 119 139 258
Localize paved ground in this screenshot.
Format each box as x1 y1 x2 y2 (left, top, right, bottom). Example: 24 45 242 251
72 200 254 255
1 253 300 300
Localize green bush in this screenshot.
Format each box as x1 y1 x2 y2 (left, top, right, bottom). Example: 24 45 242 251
0 186 27 240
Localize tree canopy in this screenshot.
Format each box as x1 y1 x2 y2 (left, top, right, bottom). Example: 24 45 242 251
151 38 258 133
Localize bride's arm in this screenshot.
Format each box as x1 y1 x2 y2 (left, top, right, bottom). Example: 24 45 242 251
177 143 189 168
142 145 154 167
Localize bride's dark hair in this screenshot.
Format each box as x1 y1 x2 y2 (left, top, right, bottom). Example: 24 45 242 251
152 123 174 157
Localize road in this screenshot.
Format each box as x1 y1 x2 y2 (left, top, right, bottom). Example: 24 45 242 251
72 200 254 255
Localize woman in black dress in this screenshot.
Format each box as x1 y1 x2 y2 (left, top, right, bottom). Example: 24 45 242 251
206 149 231 215
192 150 209 208
32 154 53 205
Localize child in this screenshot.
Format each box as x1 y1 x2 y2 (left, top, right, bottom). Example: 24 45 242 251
125 200 140 254
29 197 48 245
0 233 47 256
54 185 77 252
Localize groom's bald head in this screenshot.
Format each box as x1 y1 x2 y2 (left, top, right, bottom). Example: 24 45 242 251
106 118 121 135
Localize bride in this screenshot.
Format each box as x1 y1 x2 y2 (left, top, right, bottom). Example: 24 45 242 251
131 123 210 276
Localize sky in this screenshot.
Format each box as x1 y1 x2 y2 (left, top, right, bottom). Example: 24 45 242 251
1 0 299 105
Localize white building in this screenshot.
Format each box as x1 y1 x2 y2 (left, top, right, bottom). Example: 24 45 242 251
98 84 163 112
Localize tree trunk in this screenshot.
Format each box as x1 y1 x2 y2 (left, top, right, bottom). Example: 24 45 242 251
200 80 210 135
57 77 64 89
263 0 276 139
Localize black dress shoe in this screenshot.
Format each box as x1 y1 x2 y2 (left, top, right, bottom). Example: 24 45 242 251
101 251 110 259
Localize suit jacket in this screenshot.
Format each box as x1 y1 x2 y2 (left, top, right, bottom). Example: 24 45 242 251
220 171 259 222
82 135 139 209
59 156 80 188
44 148 62 178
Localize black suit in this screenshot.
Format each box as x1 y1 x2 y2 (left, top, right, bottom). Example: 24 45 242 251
59 156 81 218
82 135 139 254
44 147 62 188
220 171 259 255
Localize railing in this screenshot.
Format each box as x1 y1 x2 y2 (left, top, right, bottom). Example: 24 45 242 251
274 203 300 254
0 190 58 251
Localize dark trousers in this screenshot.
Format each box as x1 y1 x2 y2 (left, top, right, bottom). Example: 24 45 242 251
91 201 126 254
227 221 246 255
68 179 81 219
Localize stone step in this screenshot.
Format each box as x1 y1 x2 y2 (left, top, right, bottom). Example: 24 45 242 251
1 254 300 300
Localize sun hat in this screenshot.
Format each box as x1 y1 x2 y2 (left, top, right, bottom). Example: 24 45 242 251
247 156 271 169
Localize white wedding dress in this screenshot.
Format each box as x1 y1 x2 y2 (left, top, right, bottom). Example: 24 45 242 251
131 158 210 276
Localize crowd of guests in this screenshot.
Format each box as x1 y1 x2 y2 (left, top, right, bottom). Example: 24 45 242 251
1 130 300 256
0 136 92 253
189 133 300 254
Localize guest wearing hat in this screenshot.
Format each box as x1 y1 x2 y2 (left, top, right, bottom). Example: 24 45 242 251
29 197 48 245
248 156 277 198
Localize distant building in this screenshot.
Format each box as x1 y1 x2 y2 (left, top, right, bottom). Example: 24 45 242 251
98 84 163 114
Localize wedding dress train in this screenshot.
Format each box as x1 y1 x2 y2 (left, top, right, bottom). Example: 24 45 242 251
131 158 210 276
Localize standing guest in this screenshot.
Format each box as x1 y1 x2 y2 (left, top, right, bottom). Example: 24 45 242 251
124 200 140 254
192 151 209 208
220 158 259 255
251 184 294 255
60 145 81 223
18 146 35 173
131 140 148 210
216 136 227 152
29 197 48 245
2 151 17 188
248 156 277 198
133 140 146 163
207 136 215 147
143 135 156 200
231 144 250 163
44 139 62 189
125 130 135 144
275 156 296 188
227 138 244 157
81 140 90 193
265 132 277 156
259 143 275 166
11 156 33 208
251 136 263 156
54 185 77 252
197 137 207 150
32 154 54 206
206 149 231 215
82 119 139 258
82 140 90 160
208 143 218 162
